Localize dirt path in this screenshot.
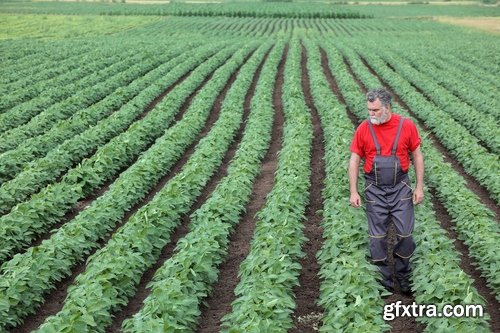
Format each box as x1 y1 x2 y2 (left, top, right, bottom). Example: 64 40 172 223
194 46 287 333
289 44 325 333
9 57 228 333
319 48 423 333
351 53 500 332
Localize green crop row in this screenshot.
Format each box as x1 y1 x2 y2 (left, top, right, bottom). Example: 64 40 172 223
0 40 256 331
0 48 167 156
31 40 262 333
0 36 209 178
0 39 104 86
0 41 240 264
331 39 500 304
303 37 389 333
390 47 499 119
122 39 280 332
345 42 500 205
0 46 126 114
221 37 312 332
0 2 370 19
0 49 154 135
373 47 499 154
0 41 206 215
0 51 104 111
434 53 500 93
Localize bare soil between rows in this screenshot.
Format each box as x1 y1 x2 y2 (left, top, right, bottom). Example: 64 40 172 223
194 45 287 333
289 44 325 333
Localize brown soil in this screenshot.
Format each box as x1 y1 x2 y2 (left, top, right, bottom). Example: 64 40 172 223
8 57 226 333
320 48 423 333
288 44 325 333
347 52 499 331
194 45 287 333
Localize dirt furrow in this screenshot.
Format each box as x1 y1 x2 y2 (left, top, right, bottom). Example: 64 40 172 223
368 58 498 212
320 48 423 333
194 46 287 333
9 61 225 333
289 44 325 333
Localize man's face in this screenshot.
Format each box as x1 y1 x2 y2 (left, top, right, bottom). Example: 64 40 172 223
367 98 390 125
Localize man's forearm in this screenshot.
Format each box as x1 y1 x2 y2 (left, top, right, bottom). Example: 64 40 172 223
348 154 361 194
413 150 424 189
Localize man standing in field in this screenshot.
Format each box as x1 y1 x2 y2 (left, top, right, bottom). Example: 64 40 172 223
348 88 424 294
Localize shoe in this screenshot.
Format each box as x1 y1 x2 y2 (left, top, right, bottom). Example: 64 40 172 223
381 281 394 296
398 278 412 295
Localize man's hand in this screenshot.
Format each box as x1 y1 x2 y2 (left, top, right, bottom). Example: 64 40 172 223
413 187 424 205
350 192 362 208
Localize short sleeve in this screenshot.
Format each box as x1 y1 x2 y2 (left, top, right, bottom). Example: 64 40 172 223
407 120 421 152
350 125 365 158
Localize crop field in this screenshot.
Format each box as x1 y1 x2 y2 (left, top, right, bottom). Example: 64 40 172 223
0 2 499 332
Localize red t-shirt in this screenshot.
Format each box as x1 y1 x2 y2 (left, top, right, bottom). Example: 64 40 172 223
350 114 421 174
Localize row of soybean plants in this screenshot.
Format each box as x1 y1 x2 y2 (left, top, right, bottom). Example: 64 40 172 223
0 38 104 86
369 41 499 154
0 39 214 214
321 38 494 331
302 37 389 332
0 37 132 110
346 39 500 204
0 40 244 265
30 39 267 333
122 39 283 332
432 49 500 92
4 2 370 18
389 44 499 119
0 38 259 331
0 27 183 112
0 47 157 137
0 42 169 155
220 37 312 332
0 35 222 181
336 40 500 304
0 46 116 113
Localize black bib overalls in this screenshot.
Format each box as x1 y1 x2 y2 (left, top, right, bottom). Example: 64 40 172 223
364 117 416 289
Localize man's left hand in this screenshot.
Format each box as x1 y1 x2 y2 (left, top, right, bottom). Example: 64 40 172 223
413 187 424 205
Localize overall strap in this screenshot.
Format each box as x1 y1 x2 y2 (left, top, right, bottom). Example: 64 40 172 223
367 120 381 155
391 117 405 156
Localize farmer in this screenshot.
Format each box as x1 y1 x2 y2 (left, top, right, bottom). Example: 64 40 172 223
348 88 424 294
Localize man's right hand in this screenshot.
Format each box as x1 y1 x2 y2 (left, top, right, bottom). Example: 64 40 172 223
350 192 362 208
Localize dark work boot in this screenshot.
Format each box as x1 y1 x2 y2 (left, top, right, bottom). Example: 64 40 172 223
374 260 394 295
394 256 412 295
397 276 412 295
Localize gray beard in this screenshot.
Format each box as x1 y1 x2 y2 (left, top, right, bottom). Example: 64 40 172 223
370 111 389 125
